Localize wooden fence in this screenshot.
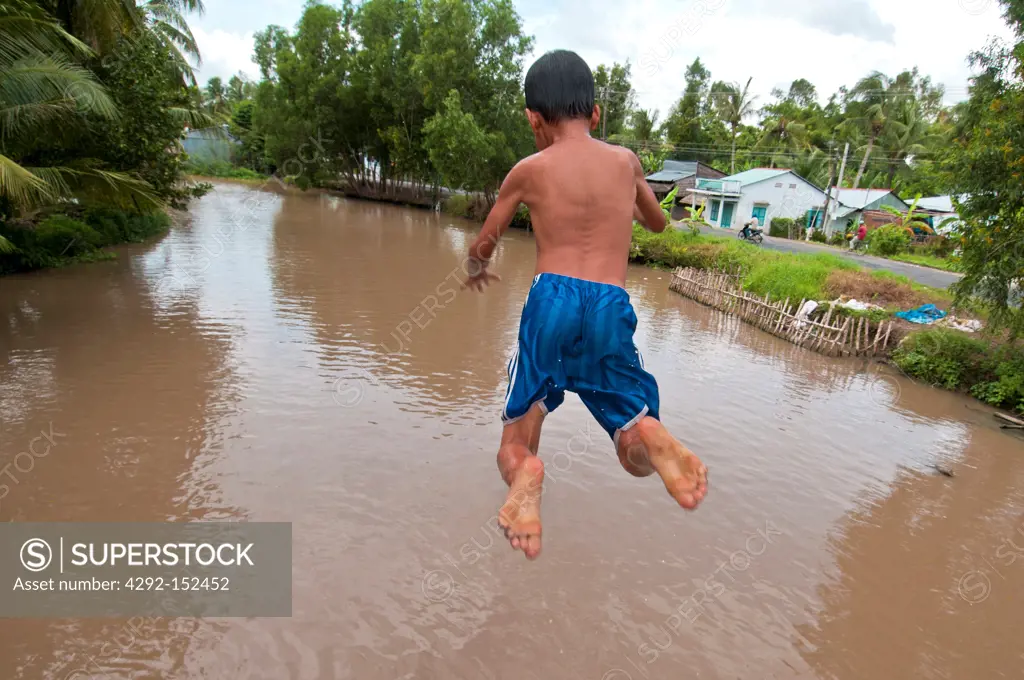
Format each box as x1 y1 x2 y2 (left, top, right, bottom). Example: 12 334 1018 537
668 267 897 358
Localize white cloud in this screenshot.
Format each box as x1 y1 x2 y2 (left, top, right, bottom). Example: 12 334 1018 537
192 27 261 84
184 0 1016 119
523 0 1015 118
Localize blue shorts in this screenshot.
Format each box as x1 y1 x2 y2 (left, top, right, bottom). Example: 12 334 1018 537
502 273 660 442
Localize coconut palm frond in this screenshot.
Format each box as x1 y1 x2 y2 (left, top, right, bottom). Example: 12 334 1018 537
150 0 206 15
1 54 118 120
166 106 215 128
0 154 54 207
148 8 200 60
64 0 141 53
0 98 77 141
29 165 163 210
0 4 96 63
149 27 198 85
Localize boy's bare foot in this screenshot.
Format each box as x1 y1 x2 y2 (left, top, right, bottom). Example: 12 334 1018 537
635 417 708 510
498 456 544 560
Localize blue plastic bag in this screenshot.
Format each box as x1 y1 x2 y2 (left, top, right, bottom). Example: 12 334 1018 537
895 304 947 325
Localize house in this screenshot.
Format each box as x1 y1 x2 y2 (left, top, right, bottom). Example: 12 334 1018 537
686 168 828 230
915 195 962 234
824 188 908 236
645 160 726 206
181 125 240 163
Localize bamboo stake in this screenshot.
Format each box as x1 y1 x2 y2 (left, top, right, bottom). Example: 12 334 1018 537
882 321 893 352
871 319 884 355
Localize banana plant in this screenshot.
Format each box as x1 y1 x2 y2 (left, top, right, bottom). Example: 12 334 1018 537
881 193 933 236
659 186 678 221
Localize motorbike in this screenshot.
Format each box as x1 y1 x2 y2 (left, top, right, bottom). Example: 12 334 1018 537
738 223 764 244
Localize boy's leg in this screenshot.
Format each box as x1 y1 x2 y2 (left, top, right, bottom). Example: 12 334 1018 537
497 401 547 560
616 418 708 510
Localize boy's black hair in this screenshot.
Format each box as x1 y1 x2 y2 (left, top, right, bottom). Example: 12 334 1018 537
524 50 595 123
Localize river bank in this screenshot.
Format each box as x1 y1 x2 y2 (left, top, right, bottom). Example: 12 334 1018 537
0 209 174 275
638 226 1024 415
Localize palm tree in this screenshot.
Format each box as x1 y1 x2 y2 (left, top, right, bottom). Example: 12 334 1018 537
203 76 229 118
879 100 939 188
711 77 757 174
0 1 145 248
142 0 204 86
847 72 914 188
226 73 256 104
756 114 809 168
0 0 207 246
630 108 660 148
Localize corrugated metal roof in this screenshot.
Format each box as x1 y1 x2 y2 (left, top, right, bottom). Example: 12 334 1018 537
827 188 898 209
662 160 699 174
645 170 694 182
916 196 956 213
720 168 791 186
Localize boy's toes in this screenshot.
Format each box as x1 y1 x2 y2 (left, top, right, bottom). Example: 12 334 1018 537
523 533 542 560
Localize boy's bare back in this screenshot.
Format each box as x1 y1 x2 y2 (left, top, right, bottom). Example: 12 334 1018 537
515 138 643 287
465 130 665 291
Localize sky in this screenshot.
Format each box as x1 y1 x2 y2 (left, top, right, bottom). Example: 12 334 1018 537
191 0 1015 117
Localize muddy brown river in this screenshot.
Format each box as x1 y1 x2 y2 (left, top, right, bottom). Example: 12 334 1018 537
1 181 1022 679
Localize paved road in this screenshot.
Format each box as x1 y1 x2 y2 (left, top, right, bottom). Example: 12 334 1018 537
690 224 962 290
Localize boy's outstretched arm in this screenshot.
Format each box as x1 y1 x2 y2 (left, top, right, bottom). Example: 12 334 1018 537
630 152 667 233
465 161 527 291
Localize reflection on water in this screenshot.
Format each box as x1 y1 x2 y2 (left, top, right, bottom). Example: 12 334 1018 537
1 182 1021 679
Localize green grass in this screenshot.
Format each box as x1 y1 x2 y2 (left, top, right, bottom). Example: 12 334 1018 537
184 160 267 181
632 226 860 302
889 252 963 272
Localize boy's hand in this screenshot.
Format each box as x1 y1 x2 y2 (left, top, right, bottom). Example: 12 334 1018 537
462 257 502 292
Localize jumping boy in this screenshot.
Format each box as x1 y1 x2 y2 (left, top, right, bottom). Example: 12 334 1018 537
464 50 709 561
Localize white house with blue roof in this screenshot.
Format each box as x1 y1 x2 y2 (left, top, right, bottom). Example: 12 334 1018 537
688 167 829 231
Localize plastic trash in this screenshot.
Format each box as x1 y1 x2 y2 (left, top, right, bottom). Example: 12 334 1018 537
793 300 818 328
895 304 947 325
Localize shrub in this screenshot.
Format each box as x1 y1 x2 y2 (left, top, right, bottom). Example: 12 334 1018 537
510 204 531 229
185 160 266 180
769 217 794 238
82 208 170 244
809 229 828 244
893 330 1024 413
867 224 912 256
34 215 104 256
443 194 491 221
829 231 849 247
0 209 172 274
892 329 989 390
921 235 956 258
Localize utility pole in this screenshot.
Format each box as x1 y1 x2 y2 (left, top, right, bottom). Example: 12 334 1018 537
819 142 850 240
601 86 607 140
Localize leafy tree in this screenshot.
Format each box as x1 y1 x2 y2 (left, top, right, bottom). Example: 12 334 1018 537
945 0 1024 334
786 78 817 107
423 90 498 198
663 58 713 161
593 61 635 139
